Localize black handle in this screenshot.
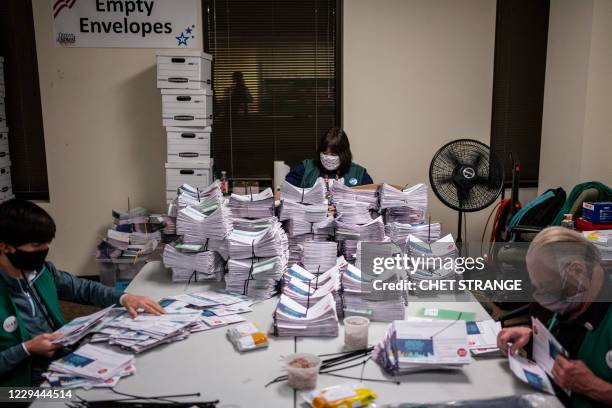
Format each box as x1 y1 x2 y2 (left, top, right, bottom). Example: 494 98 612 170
206 79 212 84
179 152 199 158
179 170 195 175
174 115 194 121
168 77 188 83
0 169 6 174
181 133 196 138
171 57 186 63
1 187 8 193
176 96 192 102
0 152 5 158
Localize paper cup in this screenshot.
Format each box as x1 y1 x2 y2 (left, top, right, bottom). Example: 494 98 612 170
344 316 370 349
285 353 322 390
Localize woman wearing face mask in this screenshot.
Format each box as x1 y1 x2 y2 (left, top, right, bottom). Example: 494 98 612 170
0 199 165 387
285 127 374 188
497 227 612 407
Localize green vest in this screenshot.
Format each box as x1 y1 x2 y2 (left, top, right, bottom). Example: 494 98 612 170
572 305 612 408
0 264 65 387
301 159 366 188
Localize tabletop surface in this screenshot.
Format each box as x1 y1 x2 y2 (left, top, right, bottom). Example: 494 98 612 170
31 261 562 408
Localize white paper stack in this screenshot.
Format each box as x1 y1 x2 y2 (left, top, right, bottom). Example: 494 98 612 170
176 205 233 242
334 200 375 225
373 319 471 374
335 216 385 261
163 243 225 282
279 200 328 223
386 222 441 246
302 240 338 274
280 178 326 205
330 182 378 209
225 256 285 299
406 234 458 294
338 262 406 322
228 219 288 260
228 188 275 219
379 183 428 224
273 293 339 337
48 344 135 381
42 364 135 389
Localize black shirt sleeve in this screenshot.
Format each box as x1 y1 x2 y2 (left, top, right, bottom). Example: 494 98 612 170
285 163 306 187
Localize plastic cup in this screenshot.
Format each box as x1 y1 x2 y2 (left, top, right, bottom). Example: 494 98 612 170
285 353 322 390
344 316 370 349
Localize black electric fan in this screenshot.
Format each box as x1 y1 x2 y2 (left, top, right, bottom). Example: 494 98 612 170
429 139 504 244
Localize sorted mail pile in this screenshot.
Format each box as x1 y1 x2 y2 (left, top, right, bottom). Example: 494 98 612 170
96 207 164 262
385 222 441 246
225 218 288 299
335 216 385 262
43 344 135 389
330 181 379 210
176 205 233 242
163 242 225 282
273 293 339 337
281 263 341 307
228 188 275 219
379 183 428 224
335 200 375 225
280 178 327 205
302 240 338 274
340 250 406 322
279 199 333 265
405 233 458 296
373 319 471 374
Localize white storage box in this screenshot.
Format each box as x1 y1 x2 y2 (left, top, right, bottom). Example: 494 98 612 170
157 50 212 90
167 126 211 162
0 182 12 202
0 146 9 168
165 162 213 192
161 88 213 127
0 165 10 186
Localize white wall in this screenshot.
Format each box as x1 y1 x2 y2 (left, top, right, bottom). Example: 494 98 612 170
31 0 203 276
540 0 612 193
343 0 519 243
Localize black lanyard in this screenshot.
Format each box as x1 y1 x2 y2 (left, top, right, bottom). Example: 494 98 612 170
20 269 57 331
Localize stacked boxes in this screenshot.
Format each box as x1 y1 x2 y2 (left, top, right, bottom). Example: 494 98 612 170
0 57 13 203
156 50 214 204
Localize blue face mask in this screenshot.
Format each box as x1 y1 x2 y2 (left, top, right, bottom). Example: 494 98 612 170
6 248 49 272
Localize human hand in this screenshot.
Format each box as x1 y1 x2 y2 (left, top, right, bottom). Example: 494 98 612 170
497 326 532 355
121 294 165 318
24 333 63 357
552 355 602 394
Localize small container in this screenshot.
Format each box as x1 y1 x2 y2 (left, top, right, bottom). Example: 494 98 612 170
344 316 370 349
561 214 575 230
220 171 229 195
285 353 322 390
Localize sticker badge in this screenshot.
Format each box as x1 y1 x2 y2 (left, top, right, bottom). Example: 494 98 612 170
349 177 358 186
3 316 18 333
606 350 612 369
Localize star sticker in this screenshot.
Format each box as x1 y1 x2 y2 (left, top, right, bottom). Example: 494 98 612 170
176 32 188 46
185 26 193 34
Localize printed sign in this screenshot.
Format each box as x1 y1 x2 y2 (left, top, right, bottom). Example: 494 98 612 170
52 0 198 48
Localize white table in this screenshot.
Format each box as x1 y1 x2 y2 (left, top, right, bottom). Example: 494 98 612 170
33 261 561 407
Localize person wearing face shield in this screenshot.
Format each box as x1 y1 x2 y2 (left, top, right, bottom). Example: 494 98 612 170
0 199 165 387
497 227 612 407
285 127 373 189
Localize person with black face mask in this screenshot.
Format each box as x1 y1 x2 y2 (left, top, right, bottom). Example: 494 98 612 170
0 199 165 387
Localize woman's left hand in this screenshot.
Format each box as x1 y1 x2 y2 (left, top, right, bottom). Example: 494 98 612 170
551 355 601 394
